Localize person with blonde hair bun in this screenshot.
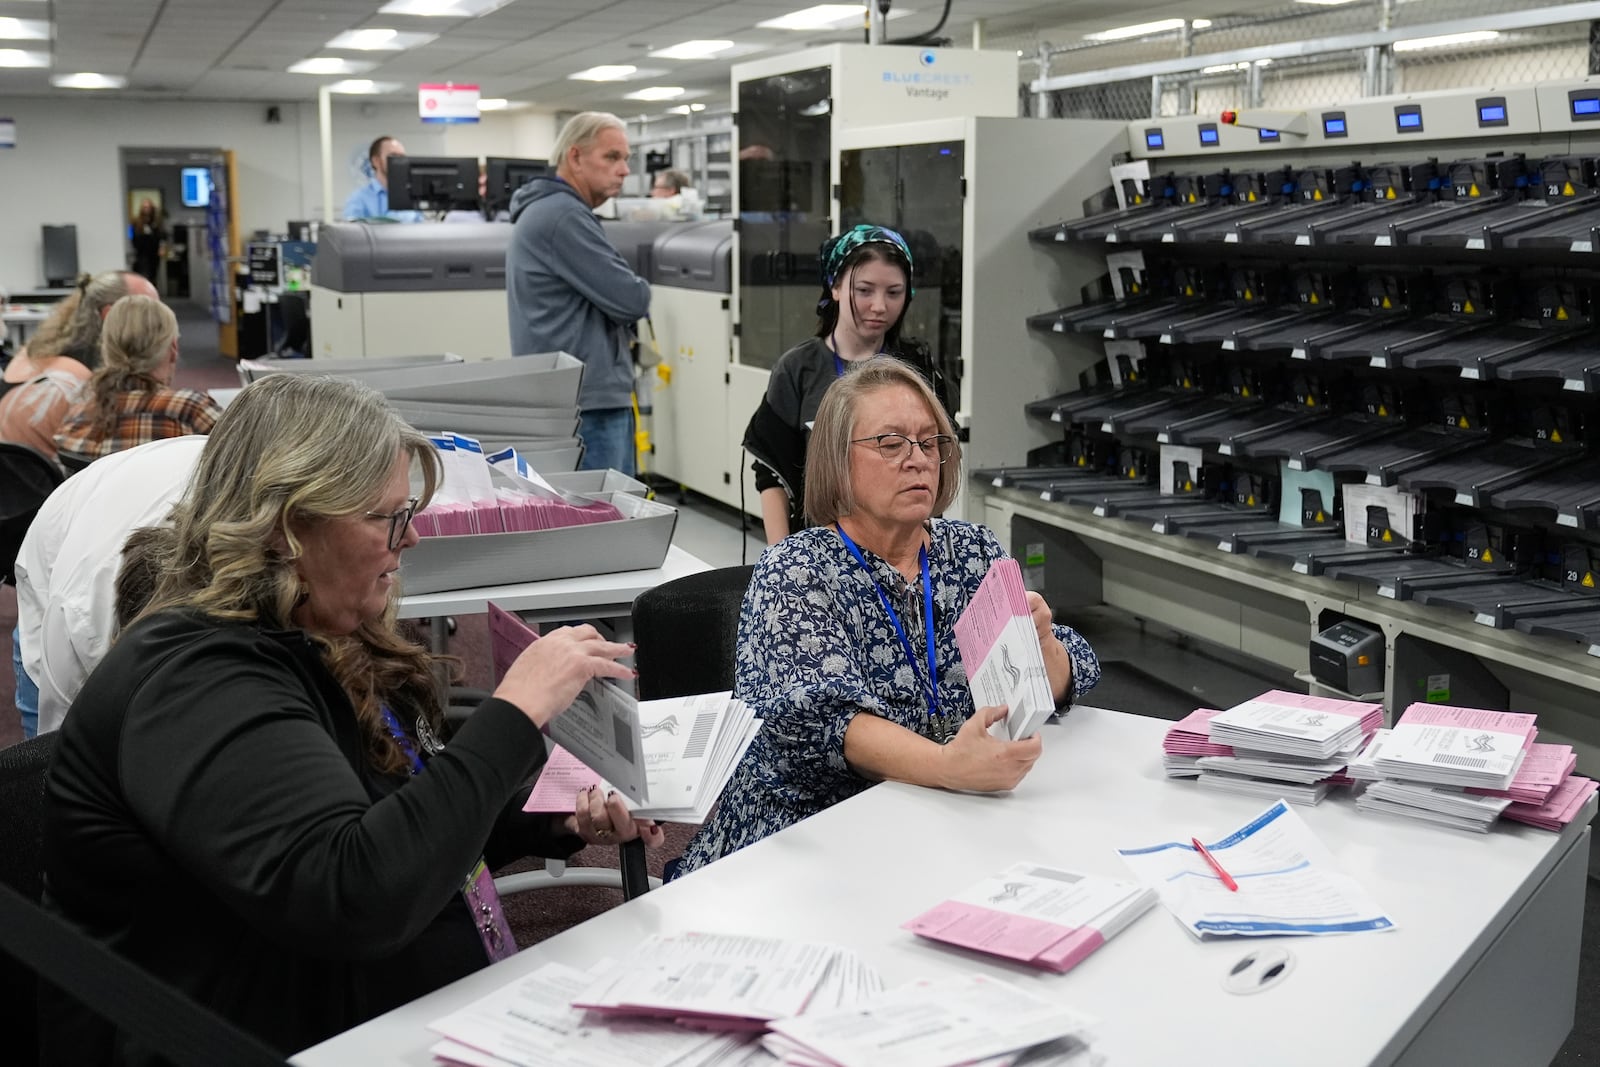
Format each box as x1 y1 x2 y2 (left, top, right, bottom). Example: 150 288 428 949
52 293 222 469
41 373 659 1061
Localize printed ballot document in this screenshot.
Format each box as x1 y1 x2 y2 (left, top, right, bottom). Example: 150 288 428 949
954 557 1054 741
488 603 647 803
1117 799 1397 938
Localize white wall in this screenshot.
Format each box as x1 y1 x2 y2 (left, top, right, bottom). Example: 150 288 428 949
0 97 556 289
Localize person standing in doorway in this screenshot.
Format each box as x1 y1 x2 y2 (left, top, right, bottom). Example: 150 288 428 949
342 136 423 223
505 112 651 475
129 199 165 287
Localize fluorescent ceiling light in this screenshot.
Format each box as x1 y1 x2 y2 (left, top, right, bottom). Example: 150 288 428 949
51 72 125 89
667 103 708 114
1296 0 1360 4
649 39 734 60
0 18 50 40
328 79 402 94
288 57 377 75
0 48 49 68
377 0 510 16
326 28 437 51
570 64 637 81
1392 30 1500 52
477 97 509 110
758 5 910 31
624 86 686 101
1084 18 1209 41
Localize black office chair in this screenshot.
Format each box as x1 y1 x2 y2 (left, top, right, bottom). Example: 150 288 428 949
622 564 756 895
0 442 66 584
0 732 55 1065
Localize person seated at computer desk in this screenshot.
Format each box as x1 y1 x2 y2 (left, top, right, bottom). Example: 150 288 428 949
41 373 662 1061
671 358 1101 879
342 135 424 223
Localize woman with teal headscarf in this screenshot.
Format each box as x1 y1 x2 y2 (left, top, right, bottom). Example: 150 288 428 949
743 224 943 544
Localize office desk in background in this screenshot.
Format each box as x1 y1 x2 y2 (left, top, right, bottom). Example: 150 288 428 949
1 305 51 349
293 706 1592 1067
398 543 712 648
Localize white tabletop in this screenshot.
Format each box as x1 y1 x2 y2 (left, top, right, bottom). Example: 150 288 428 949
396 543 712 620
293 705 1590 1066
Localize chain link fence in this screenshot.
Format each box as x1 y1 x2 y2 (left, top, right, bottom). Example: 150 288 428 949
1003 0 1598 121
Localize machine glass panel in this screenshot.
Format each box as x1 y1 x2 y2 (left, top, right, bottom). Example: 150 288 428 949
735 65 832 371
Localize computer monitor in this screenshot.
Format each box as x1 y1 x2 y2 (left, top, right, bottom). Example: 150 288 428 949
180 167 211 208
387 156 477 211
484 156 548 214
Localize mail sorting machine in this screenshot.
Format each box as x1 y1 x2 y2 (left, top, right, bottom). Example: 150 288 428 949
970 79 1600 764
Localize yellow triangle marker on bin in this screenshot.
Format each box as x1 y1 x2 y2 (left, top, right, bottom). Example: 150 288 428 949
1462 300 1474 314
1585 573 1595 588
1381 296 1392 309
1315 510 1326 523
1481 548 1493 563
1386 187 1396 199
1553 428 1564 443
1314 189 1324 201
1558 306 1569 320
1469 183 1480 197
1459 416 1470 429
1310 292 1320 304
1565 182 1575 196
1382 529 1393 542
1378 404 1388 416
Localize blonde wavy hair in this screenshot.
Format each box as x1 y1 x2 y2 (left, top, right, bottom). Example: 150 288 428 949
137 373 445 774
28 271 142 366
84 295 179 438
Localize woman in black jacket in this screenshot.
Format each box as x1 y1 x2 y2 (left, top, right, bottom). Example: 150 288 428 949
41 373 658 1063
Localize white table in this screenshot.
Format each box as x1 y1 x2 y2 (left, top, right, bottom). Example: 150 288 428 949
2 305 51 348
398 543 712 646
293 706 1592 1067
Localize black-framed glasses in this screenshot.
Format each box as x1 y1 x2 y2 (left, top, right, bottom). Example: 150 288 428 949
366 497 420 551
850 433 957 464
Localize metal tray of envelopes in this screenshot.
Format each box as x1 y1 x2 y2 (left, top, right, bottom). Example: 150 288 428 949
400 491 677 595
239 351 585 409
544 469 649 497
389 401 580 440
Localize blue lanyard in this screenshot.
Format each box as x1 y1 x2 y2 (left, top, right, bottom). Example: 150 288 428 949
836 525 941 723
380 704 425 775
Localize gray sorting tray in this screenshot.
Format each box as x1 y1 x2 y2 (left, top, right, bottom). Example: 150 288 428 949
238 352 464 385
542 469 648 497
400 491 677 594
484 438 584 473
393 403 580 439
241 351 584 408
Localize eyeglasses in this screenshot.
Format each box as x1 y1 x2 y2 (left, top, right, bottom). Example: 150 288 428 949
365 497 420 551
850 433 957 464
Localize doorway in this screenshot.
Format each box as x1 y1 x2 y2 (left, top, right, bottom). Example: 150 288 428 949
119 146 240 358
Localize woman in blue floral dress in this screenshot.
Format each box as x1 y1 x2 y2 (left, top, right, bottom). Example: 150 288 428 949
673 359 1100 878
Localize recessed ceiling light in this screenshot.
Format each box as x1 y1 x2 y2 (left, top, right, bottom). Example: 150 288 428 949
51 72 126 89
328 79 403 94
570 64 638 81
326 28 438 51
0 48 49 68
649 40 735 60
624 86 686 101
377 0 511 16
1392 30 1500 52
288 57 377 75
758 5 910 31
1084 18 1208 42
0 17 50 40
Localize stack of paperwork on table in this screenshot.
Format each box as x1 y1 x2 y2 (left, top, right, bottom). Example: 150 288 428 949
491 605 761 821
763 973 1101 1067
1349 704 1597 832
1118 799 1397 938
1183 690 1381 804
572 934 875 1031
415 434 624 535
954 558 1054 741
901 862 1155 973
1160 707 1230 778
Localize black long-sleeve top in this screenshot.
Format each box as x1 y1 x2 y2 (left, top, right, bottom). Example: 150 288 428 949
40 609 583 1064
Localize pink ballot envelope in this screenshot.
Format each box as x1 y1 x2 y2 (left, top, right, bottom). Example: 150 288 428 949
954 558 1053 741
522 745 606 812
487 602 537 684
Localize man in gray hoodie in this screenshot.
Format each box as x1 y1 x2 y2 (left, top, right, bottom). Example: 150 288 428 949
507 112 651 474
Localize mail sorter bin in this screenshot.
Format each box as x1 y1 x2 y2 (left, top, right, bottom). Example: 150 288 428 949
392 403 579 440
239 352 584 409
237 352 464 386
399 491 677 594
542 469 647 497
482 437 583 472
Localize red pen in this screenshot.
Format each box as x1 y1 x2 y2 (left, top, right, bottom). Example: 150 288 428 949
1191 837 1239 892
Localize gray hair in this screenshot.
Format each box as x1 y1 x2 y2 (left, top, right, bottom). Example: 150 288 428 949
655 168 690 193
553 111 625 170
804 357 961 527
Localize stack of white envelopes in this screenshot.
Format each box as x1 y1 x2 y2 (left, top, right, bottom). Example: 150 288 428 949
1192 690 1381 805
1351 705 1597 833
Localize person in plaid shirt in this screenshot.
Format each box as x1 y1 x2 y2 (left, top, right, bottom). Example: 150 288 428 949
53 295 222 470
